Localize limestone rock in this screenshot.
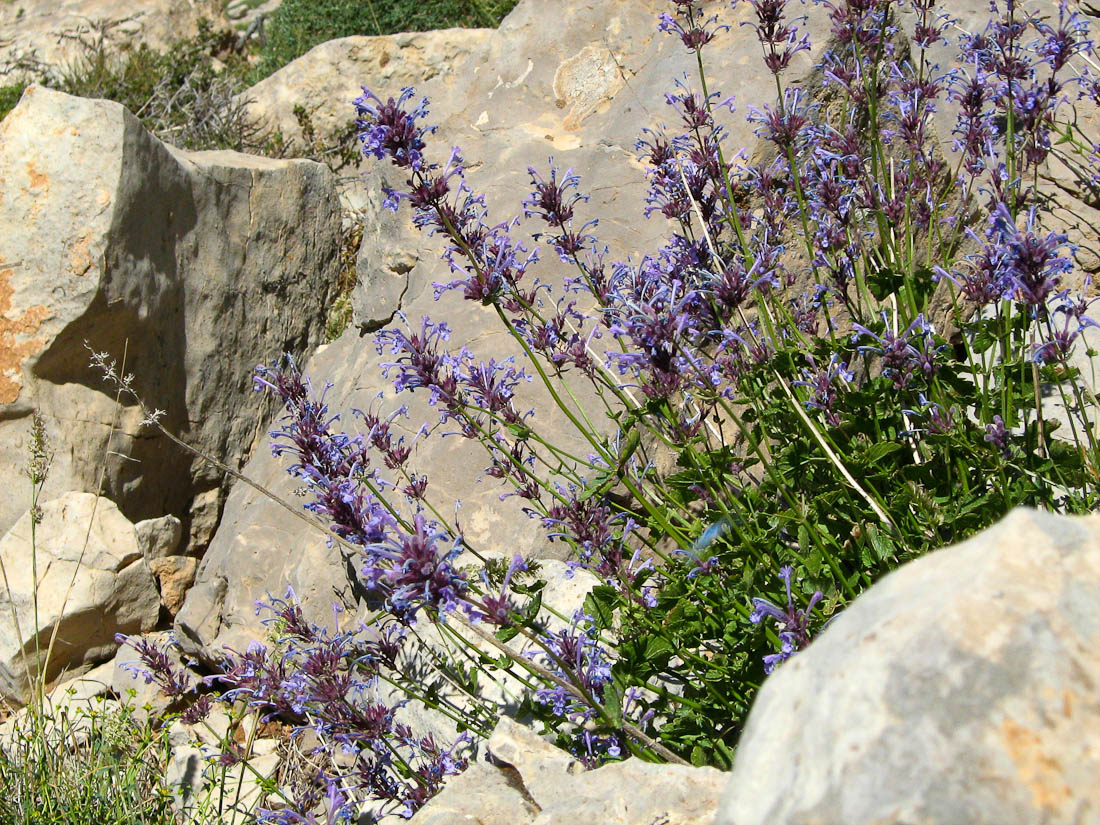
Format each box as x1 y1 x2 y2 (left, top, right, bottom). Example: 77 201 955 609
485 717 583 809
165 743 207 815
225 0 280 30
0 85 341 550
0 1 227 81
536 760 725 825
52 659 115 703
134 513 184 561
411 717 725 825
409 761 539 825
149 555 199 615
716 507 1100 825
0 492 160 706
241 29 492 152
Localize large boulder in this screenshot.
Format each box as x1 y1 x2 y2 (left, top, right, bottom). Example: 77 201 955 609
716 507 1100 825
0 491 161 706
0 85 341 551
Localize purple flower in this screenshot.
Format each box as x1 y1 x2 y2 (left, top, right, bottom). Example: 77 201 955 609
376 316 459 407
750 566 823 674
472 553 527 626
355 87 435 171
1032 291 1100 363
737 0 812 74
364 514 469 622
747 87 814 151
523 161 599 260
902 393 959 436
658 3 729 50
255 358 396 546
1036 3 1092 73
543 493 621 573
115 632 194 699
791 353 854 427
851 313 942 389
984 414 1012 457
531 612 613 722
989 204 1073 313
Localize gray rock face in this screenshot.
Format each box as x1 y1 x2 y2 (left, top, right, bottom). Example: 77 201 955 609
241 29 493 153
0 85 341 551
0 492 161 706
716 507 1100 825
412 717 725 825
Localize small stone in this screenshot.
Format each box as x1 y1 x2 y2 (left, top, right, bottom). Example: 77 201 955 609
134 514 184 561
0 493 160 706
149 555 199 615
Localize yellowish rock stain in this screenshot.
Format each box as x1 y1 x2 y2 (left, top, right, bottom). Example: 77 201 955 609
0 267 51 404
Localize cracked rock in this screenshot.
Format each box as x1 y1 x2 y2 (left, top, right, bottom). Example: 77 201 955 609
410 717 725 825
0 86 342 552
0 492 160 706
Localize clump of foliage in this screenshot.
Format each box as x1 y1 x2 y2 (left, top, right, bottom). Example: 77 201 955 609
109 0 1100 821
0 20 270 150
0 695 178 825
324 220 364 342
251 0 520 82
0 82 26 120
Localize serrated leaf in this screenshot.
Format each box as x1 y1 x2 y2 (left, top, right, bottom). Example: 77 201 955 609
863 441 905 463
495 625 520 643
644 636 674 660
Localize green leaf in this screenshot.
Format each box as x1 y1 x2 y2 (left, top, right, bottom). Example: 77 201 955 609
523 590 543 621
584 585 619 630
863 441 905 464
868 524 896 561
690 745 708 766
506 422 533 440
644 636 674 660
495 625 520 643
602 682 624 728
865 267 902 301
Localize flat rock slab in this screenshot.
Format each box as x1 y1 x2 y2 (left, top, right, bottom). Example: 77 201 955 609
411 717 725 825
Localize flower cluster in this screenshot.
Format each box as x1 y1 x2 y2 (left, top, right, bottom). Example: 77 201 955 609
120 590 470 823
302 0 1100 781
749 567 824 673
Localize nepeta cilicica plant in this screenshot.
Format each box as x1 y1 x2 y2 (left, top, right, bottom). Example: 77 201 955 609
122 0 1100 820
335 0 1100 763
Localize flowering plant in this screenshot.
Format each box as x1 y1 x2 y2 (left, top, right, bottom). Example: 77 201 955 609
122 0 1100 820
